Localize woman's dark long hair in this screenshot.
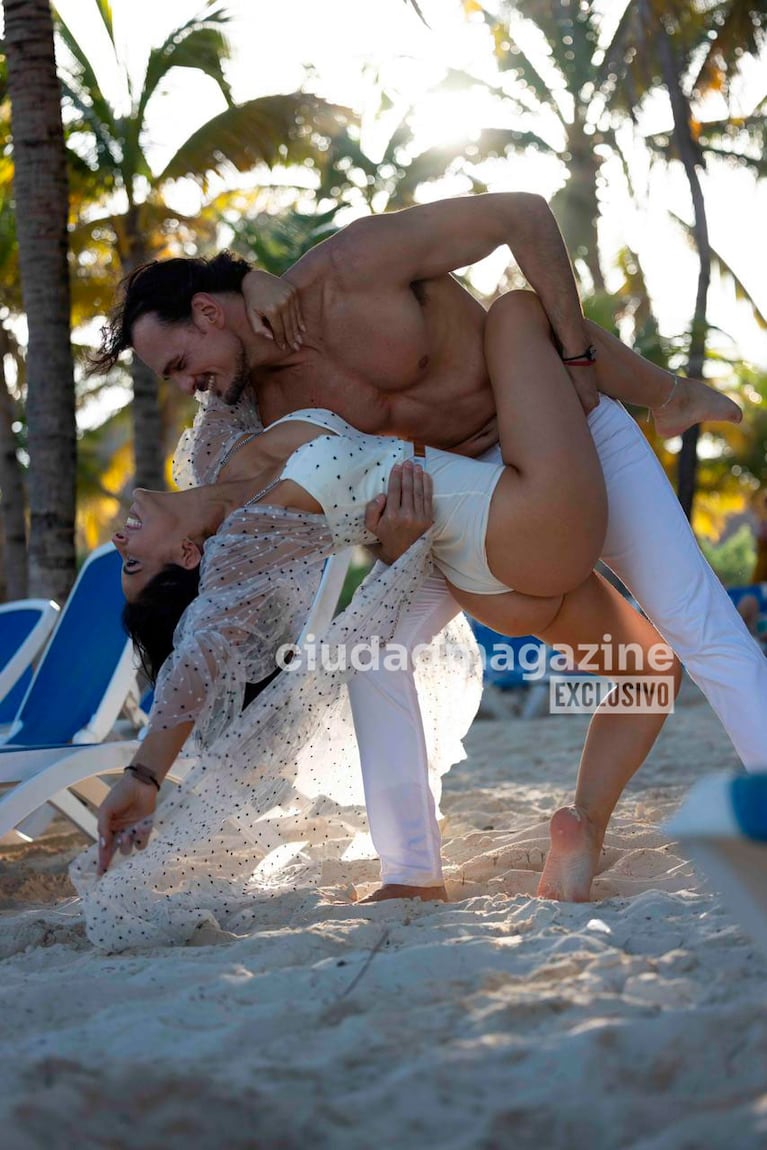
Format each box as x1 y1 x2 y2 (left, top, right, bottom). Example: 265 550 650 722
122 563 201 683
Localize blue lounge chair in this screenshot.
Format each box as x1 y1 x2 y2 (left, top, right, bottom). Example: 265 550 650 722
666 773 767 955
0 544 140 840
0 599 60 728
471 622 592 718
727 582 767 649
0 547 353 843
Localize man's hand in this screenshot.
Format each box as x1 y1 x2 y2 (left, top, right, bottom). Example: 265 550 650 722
97 774 157 876
365 459 434 565
242 269 305 351
564 364 599 415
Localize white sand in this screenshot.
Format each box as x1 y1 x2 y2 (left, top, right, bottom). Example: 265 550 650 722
1 680 766 1150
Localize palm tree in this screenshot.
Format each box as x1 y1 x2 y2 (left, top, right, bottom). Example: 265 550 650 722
454 1 627 293
55 0 351 489
0 56 29 599
692 0 767 93
603 0 766 518
3 0 77 600
0 319 29 601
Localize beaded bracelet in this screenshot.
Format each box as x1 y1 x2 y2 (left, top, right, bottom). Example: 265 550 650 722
124 763 161 791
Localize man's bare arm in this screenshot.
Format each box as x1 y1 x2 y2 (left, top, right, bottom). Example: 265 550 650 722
329 193 590 358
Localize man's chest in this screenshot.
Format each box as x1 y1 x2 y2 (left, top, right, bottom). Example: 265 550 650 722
320 284 434 391
256 276 490 437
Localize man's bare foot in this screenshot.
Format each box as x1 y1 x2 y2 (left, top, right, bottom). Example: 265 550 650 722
537 806 603 902
359 883 448 904
652 376 742 439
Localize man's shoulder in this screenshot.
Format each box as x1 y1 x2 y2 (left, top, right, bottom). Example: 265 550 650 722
285 232 339 289
287 216 390 293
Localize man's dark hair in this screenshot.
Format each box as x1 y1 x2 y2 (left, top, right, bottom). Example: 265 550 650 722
91 250 253 374
122 563 201 683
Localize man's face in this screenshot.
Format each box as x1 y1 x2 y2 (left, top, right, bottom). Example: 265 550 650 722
132 307 250 405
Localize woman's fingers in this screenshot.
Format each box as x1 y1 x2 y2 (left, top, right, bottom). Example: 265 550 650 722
399 460 414 512
364 493 386 535
396 460 432 523
97 801 119 875
132 817 154 852
386 463 403 509
412 465 432 521
105 817 155 867
290 293 306 344
385 461 433 524
97 825 115 876
96 777 158 875
242 271 304 350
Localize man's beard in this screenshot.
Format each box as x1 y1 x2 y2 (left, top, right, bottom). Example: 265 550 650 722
222 343 250 406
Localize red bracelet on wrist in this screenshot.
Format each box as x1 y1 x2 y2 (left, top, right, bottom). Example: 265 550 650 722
561 344 597 367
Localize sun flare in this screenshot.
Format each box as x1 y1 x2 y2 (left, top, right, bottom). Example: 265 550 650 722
407 87 497 152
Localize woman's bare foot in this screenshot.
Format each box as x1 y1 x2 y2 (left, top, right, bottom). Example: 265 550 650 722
537 806 603 902
358 883 448 904
652 376 742 439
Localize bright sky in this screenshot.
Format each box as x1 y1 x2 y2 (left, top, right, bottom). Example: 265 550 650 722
14 0 767 383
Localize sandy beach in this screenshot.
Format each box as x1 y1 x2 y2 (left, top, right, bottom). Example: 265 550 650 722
1 679 765 1150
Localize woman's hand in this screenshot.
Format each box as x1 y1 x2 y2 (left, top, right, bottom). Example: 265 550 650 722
365 460 434 565
96 774 157 876
242 269 305 352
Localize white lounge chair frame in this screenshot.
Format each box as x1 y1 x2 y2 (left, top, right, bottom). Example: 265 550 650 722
0 599 60 712
0 549 354 843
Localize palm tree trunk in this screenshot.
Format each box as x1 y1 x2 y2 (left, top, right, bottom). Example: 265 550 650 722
567 117 607 293
4 0 77 600
654 17 711 522
0 328 29 600
131 355 166 489
122 217 165 490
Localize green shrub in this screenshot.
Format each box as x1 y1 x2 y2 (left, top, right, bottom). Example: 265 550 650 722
699 524 757 587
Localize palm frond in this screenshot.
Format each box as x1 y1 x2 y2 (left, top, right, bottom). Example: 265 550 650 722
157 94 353 187
53 8 119 137
475 124 559 157
694 109 767 161
502 0 600 94
403 0 429 26
93 0 115 47
693 0 767 93
227 206 344 275
495 29 568 125
669 209 767 330
137 3 233 127
645 122 767 176
59 78 121 173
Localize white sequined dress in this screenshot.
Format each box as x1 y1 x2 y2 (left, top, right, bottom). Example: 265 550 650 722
71 393 483 950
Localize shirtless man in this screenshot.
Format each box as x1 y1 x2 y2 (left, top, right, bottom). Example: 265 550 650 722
95 191 766 902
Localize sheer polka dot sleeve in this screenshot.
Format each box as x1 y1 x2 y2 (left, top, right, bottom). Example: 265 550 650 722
173 391 264 489
146 506 334 748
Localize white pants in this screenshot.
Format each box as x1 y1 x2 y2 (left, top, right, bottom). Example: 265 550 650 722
347 397 767 885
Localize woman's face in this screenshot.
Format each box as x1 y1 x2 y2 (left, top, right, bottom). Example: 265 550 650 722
112 489 200 600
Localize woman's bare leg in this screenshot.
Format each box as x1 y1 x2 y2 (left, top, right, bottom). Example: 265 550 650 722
482 293 607 596
586 319 742 438
450 572 682 901
534 573 682 900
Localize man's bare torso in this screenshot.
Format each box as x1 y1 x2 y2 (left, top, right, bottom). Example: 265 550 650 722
251 245 499 457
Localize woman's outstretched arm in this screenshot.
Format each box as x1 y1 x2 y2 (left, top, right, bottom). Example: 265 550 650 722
97 721 193 874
